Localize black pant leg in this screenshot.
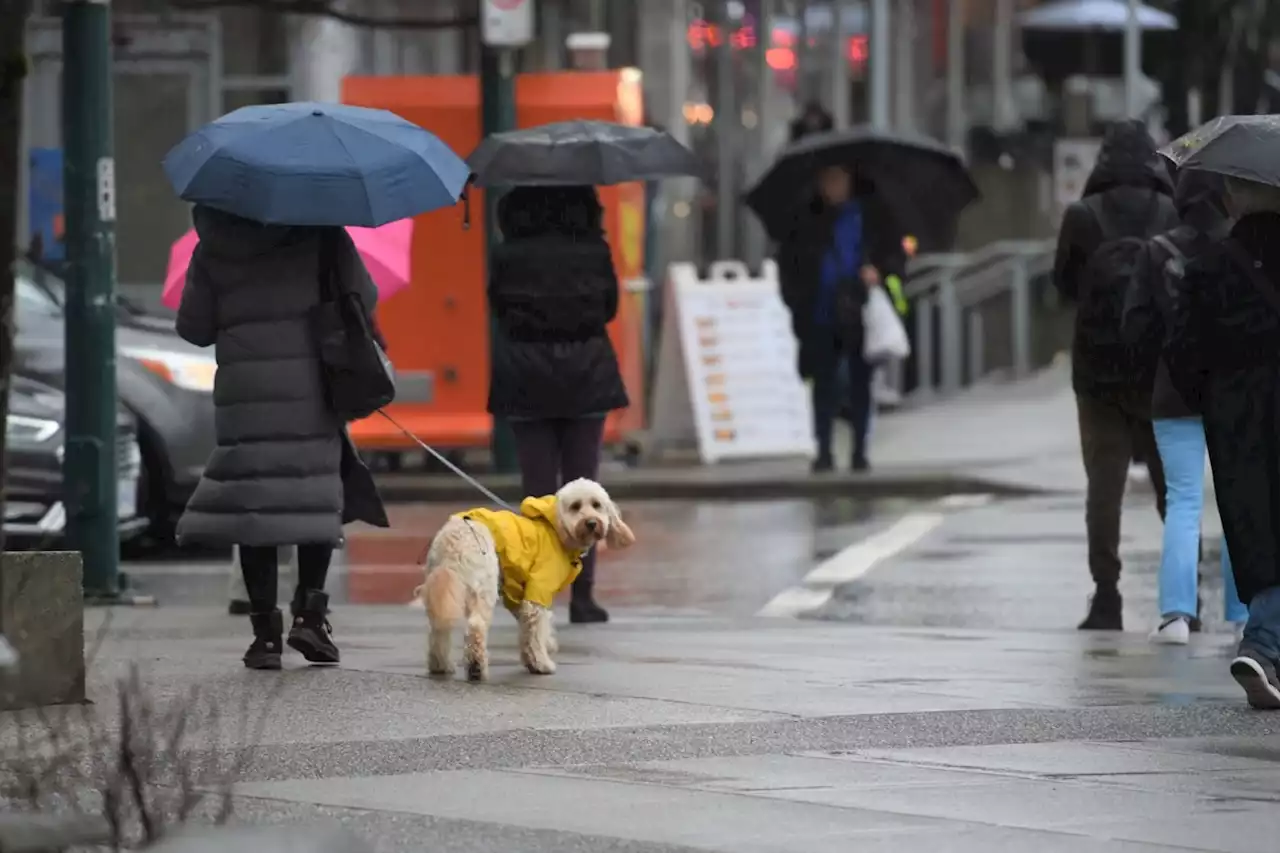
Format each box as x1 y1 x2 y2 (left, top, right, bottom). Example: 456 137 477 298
239 545 280 613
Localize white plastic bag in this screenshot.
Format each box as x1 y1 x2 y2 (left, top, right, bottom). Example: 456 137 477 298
863 286 911 363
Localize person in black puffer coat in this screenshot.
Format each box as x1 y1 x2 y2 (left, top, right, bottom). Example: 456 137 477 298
488 186 629 624
177 205 389 670
1053 119 1178 632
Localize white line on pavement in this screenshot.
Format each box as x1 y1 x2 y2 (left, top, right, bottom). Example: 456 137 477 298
758 511 946 618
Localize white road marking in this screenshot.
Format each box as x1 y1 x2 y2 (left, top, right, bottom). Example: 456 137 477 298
936 493 995 510
758 511 946 618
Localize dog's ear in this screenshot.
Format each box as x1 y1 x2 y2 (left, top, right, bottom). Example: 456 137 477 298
604 498 636 549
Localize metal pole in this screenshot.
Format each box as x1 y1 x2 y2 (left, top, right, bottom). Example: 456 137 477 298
62 0 120 600
945 0 966 150
481 47 518 473
1124 0 1142 118
714 0 735 261
745 0 773 269
795 0 811 101
992 0 1015 131
829 0 849 127
868 0 891 128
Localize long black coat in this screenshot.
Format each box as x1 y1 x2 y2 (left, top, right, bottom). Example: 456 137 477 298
775 195 905 379
175 206 388 548
1165 212 1280 605
486 187 629 420
1053 119 1178 397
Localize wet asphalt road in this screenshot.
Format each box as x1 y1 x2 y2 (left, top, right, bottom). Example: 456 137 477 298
116 488 1200 637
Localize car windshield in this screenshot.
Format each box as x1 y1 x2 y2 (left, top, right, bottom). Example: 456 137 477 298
13 261 150 324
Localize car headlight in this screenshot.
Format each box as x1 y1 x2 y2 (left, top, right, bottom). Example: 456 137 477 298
123 348 217 393
7 414 60 444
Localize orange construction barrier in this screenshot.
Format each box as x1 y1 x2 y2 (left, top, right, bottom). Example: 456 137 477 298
341 70 648 453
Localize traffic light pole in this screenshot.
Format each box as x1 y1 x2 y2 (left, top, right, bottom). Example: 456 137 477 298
62 0 121 600
481 46 518 474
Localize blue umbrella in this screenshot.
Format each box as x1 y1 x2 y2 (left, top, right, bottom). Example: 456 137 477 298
163 102 471 227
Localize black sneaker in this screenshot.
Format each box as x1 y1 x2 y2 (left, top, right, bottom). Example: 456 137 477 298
811 456 834 474
570 598 609 624
1230 648 1280 710
1078 588 1123 631
244 611 283 670
287 590 340 664
851 456 870 473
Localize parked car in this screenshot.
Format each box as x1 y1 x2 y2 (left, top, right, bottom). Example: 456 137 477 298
13 261 216 545
4 373 147 547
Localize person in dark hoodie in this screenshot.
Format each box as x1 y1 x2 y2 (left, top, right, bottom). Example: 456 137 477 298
1053 119 1179 631
487 186 629 624
788 101 834 143
176 205 390 670
1122 170 1248 646
1166 176 1280 709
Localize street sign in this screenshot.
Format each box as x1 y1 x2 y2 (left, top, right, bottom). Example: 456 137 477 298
481 0 534 47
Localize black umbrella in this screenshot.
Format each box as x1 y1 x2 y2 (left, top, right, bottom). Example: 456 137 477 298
1160 115 1280 189
744 126 979 249
467 120 705 187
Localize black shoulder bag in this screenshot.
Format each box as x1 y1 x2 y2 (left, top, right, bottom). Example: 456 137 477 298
1221 238 1280 317
311 231 397 421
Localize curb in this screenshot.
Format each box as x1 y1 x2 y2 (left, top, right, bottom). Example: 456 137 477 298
372 471 1051 504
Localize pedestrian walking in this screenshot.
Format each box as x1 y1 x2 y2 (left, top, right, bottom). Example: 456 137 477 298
1165 174 1280 709
788 101 834 143
487 186 630 624
1122 169 1247 644
176 205 389 669
1053 119 1179 631
776 165 905 472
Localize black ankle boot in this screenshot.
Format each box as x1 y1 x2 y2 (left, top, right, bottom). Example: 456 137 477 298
287 590 339 664
1078 586 1123 631
570 598 609 624
244 610 283 670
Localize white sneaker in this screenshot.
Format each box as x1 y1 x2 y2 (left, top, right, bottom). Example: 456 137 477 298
1149 616 1191 645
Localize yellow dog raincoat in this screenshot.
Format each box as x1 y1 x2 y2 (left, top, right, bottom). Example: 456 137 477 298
456 496 583 613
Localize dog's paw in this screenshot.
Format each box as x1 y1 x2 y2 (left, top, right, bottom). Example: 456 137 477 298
546 631 559 655
525 657 557 675
427 655 454 677
466 659 488 682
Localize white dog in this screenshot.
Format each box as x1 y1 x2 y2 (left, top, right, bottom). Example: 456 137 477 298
414 478 635 680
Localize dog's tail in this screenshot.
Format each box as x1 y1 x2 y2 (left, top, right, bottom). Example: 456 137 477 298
418 567 466 629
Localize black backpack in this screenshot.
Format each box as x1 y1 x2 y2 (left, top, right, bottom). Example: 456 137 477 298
1075 194 1168 391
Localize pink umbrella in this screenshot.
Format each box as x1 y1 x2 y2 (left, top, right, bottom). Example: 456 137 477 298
162 218 414 310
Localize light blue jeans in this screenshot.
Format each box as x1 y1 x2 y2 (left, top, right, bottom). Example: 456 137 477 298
1153 418 1248 623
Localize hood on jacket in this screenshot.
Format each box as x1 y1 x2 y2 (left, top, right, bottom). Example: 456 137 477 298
191 204 315 259
519 495 559 526
789 102 833 142
1173 169 1229 231
497 186 603 240
1082 119 1174 198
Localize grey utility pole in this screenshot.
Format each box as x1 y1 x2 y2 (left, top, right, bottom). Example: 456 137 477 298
868 0 891 128
714 0 736 260
946 0 966 151
829 0 850 128
1123 0 1142 117
62 0 121 601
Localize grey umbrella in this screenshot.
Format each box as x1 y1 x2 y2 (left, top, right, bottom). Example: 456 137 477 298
467 120 705 187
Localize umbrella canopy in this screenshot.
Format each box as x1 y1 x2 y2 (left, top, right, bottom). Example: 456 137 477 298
744 126 979 249
1160 115 1280 189
467 120 705 187
1018 0 1176 32
162 218 415 310
163 102 470 227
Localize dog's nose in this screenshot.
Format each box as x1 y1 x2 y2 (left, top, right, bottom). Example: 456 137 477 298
585 518 598 532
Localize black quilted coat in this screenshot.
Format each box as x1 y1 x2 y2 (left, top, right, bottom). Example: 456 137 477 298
486 187 629 420
175 205 388 548
1166 212 1280 605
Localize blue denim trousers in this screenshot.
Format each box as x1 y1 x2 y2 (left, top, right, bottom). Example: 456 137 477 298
1152 418 1248 623
1243 586 1280 662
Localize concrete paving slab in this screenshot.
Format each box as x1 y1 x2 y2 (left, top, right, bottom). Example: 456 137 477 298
846 740 1280 776
234 768 955 852
1073 809 1280 853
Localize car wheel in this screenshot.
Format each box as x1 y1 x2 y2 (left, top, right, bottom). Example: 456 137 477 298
133 438 175 552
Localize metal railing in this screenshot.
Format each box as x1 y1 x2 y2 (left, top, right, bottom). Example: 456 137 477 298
893 239 1057 401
